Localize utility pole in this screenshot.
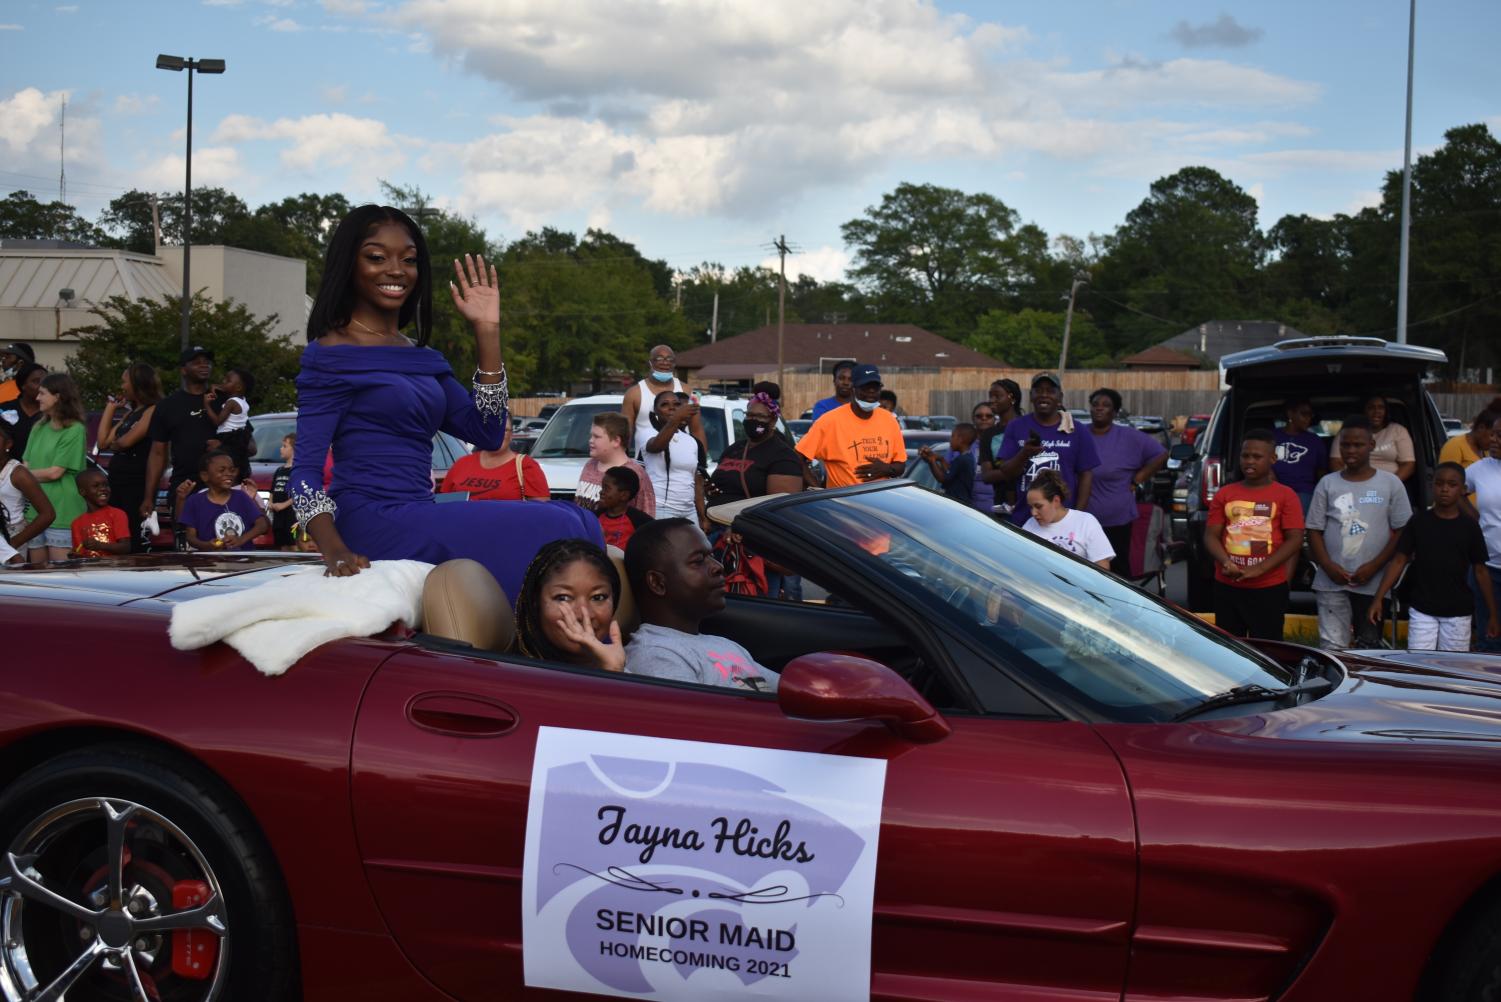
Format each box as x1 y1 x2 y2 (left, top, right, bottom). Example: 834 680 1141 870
58 97 66 206
774 234 790 389
150 194 162 255
1396 0 1417 344
709 291 719 343
1057 273 1089 386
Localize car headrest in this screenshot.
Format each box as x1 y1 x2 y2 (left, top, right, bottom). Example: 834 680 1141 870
422 559 515 652
607 545 640 640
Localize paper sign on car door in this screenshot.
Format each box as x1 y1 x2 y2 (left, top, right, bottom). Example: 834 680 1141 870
522 726 886 1001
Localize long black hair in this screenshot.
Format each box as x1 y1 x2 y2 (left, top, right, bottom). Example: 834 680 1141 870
514 539 621 662
306 204 433 345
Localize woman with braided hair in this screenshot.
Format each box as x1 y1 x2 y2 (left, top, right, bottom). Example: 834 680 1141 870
290 204 602 597
514 538 625 671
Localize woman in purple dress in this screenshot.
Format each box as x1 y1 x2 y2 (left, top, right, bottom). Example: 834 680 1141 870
290 205 602 597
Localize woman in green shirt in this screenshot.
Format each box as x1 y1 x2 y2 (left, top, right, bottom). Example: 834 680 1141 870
23 373 86 561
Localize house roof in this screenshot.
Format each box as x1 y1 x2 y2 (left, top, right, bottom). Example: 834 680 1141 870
1154 320 1305 367
0 248 177 310
1120 344 1202 369
675 324 1005 371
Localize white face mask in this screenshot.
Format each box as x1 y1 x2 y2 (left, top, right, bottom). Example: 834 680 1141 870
854 398 879 413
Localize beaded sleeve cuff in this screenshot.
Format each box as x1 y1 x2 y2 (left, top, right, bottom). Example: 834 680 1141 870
472 367 509 418
291 483 337 526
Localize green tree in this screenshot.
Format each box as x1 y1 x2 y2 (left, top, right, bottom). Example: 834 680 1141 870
0 190 106 244
840 182 1043 339
968 308 1111 369
1093 167 1265 355
1378 123 1501 373
66 293 301 411
501 227 690 392
97 187 252 254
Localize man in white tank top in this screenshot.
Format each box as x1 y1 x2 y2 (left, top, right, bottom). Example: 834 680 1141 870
622 344 705 458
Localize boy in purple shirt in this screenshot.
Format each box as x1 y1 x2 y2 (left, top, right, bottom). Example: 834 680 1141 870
1274 397 1328 513
178 450 269 551
996 373 1100 526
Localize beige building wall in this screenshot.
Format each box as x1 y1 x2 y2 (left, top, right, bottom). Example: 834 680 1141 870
158 245 305 343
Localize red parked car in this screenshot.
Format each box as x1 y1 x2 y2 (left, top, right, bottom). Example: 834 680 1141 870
1 482 1500 1000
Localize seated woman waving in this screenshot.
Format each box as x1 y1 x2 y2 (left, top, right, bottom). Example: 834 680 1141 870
514 539 625 671
290 205 603 598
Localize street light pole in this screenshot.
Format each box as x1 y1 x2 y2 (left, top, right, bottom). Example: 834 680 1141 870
156 54 225 353
1395 0 1417 344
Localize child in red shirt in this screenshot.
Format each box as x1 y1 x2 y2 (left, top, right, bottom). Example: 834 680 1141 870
70 468 131 557
1204 428 1305 640
596 466 653 551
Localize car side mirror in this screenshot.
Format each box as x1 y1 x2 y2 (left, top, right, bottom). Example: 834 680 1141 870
777 652 950 744
1169 443 1195 462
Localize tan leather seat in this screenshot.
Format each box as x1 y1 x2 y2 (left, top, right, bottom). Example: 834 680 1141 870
607 545 639 640
421 559 516 652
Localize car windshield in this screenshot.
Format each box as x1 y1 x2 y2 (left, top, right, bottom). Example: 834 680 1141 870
531 403 618 458
532 401 731 459
253 416 466 471
780 486 1293 722
250 417 299 462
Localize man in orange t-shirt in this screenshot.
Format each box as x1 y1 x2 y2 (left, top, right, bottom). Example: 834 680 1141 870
796 364 906 488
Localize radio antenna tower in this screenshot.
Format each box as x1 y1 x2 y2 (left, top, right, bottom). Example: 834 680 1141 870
58 97 67 205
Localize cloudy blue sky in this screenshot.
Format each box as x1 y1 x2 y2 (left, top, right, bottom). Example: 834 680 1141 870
3 0 1498 281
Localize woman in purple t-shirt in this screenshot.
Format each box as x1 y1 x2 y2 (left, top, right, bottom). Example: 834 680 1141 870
1273 397 1328 513
1082 388 1166 576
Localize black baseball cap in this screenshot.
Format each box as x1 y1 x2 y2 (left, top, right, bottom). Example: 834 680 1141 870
1030 371 1061 389
180 345 214 364
1 343 34 362
851 363 882 388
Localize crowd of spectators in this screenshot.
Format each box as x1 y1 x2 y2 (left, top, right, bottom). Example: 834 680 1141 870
0 342 267 563
6 326 1501 660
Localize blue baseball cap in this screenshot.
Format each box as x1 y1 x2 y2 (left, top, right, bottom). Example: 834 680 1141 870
850 363 882 388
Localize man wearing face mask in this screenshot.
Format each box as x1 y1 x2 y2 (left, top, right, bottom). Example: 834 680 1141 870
0 343 35 406
622 344 705 458
796 364 906 487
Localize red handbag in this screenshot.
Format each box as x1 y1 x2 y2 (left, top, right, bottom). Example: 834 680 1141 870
714 532 768 597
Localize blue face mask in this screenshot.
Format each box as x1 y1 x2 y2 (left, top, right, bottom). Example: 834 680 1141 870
650 370 674 382
854 398 879 413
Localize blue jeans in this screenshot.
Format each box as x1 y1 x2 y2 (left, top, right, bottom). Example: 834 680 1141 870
1474 566 1501 653
765 571 803 601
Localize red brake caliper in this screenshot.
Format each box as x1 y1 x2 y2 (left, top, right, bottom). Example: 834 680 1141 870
170 881 217 980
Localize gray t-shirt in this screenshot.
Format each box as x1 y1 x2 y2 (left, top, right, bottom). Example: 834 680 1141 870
1307 469 1412 594
624 623 779 692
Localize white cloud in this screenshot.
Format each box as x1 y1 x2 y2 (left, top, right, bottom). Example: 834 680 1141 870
322 84 348 104
0 88 63 152
212 112 409 185
136 146 243 190
759 245 851 284
55 5 79 13
113 93 159 116
0 24 23 30
255 14 304 30
297 1 1328 228
1346 190 1384 214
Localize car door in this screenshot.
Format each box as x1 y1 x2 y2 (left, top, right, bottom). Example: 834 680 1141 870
349 647 1137 1000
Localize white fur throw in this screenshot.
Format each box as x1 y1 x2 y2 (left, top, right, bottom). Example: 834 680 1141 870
168 559 434 676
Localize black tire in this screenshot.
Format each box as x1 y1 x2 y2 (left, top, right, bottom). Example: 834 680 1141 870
0 743 299 1001
1426 896 1501 1002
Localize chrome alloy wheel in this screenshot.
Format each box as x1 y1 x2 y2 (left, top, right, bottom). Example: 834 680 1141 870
0 798 228 1001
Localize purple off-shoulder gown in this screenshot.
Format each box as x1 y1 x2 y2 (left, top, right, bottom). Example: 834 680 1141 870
289 341 603 599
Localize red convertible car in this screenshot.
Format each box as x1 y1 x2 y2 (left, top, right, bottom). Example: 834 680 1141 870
1 482 1500 1001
